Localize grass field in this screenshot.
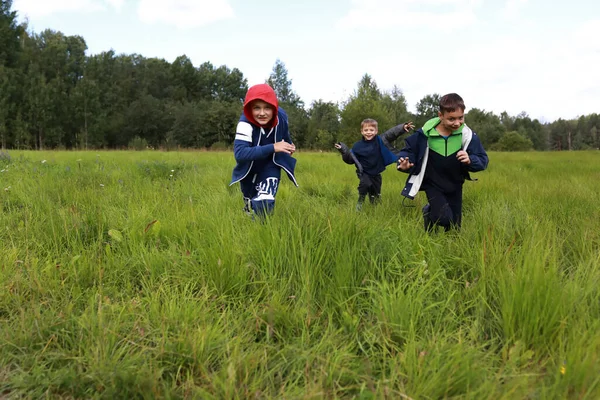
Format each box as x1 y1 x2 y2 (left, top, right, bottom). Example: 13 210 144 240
1 149 599 399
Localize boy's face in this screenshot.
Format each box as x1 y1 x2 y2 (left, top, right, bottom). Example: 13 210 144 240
361 124 378 141
438 109 465 132
250 100 274 126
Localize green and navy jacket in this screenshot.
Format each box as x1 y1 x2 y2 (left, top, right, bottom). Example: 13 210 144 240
397 117 488 199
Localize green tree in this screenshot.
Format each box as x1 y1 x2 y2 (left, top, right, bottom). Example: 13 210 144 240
0 66 11 148
122 94 169 148
0 0 22 68
547 118 578 151
19 29 89 148
71 73 100 148
382 85 411 126
168 101 204 147
136 57 172 100
169 55 198 102
339 74 393 145
491 131 533 151
267 59 302 107
199 100 239 148
307 100 340 149
415 93 441 128
315 129 335 150
512 112 546 150
267 59 308 146
465 108 505 147
197 61 248 103
23 65 52 149
0 8 27 148
12 110 30 149
355 74 381 101
590 125 598 149
213 65 247 102
499 111 514 131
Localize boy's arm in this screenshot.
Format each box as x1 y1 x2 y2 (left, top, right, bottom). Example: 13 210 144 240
334 142 355 165
381 123 406 149
465 134 489 172
381 122 415 152
233 121 274 162
396 133 418 173
233 140 274 162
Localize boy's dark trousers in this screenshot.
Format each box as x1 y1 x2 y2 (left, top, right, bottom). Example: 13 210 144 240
240 167 281 217
423 186 463 231
357 173 382 207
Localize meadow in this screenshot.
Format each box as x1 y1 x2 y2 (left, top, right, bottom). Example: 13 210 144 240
0 149 599 399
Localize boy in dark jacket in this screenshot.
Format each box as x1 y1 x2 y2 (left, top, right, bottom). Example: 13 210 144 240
335 119 414 210
397 93 488 231
229 84 297 218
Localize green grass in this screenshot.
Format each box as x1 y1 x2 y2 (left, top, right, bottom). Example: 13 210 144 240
1 150 599 399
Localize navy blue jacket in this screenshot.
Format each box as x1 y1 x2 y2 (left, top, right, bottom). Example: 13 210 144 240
337 125 407 176
397 124 488 199
352 136 398 175
229 108 298 186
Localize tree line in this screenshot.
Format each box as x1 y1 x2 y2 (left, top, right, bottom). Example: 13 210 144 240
1 1 598 151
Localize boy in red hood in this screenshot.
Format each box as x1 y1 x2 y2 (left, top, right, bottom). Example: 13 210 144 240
229 84 298 217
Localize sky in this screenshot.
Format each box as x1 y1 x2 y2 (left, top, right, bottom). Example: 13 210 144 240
12 0 600 122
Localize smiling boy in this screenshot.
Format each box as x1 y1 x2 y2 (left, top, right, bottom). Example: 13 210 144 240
229 84 297 218
397 93 488 231
335 118 414 210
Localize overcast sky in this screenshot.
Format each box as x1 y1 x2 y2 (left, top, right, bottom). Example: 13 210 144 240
13 0 600 122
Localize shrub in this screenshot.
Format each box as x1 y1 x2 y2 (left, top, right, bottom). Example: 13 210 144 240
128 136 149 151
490 131 533 151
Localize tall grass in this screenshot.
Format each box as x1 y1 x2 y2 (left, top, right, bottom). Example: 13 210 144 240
1 150 599 399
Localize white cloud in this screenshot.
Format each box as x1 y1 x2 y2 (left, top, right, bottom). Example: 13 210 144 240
13 0 231 26
330 15 600 121
502 0 529 18
571 19 600 51
337 0 481 30
13 0 121 18
105 0 125 12
436 21 600 120
137 0 234 29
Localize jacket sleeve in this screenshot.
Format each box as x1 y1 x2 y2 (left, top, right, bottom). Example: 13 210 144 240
380 123 407 151
232 119 275 162
466 133 488 172
233 140 275 162
336 142 355 165
396 132 419 174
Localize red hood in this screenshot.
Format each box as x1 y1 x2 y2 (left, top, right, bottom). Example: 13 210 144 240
243 84 279 127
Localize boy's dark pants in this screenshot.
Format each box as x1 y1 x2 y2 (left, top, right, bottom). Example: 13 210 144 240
358 173 382 202
423 186 463 231
240 167 281 217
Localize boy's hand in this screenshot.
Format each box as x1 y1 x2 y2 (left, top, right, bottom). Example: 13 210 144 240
274 140 296 155
403 122 415 132
457 150 471 165
334 142 349 154
397 157 414 171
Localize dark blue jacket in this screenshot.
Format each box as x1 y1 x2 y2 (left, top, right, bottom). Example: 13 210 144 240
337 125 406 176
229 108 298 186
351 135 398 175
397 124 488 199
